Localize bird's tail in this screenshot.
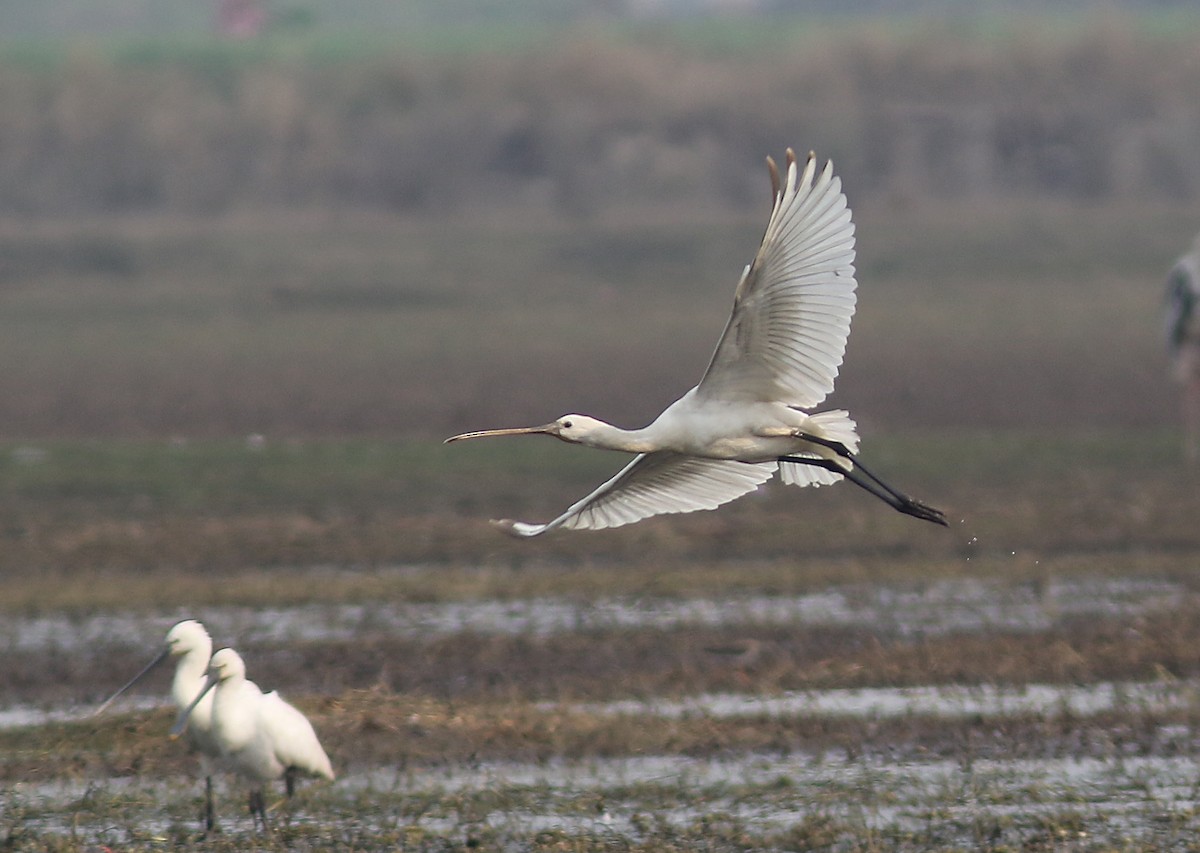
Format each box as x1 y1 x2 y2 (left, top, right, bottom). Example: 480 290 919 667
778 410 859 488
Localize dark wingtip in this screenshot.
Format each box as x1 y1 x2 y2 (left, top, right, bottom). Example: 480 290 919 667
766 154 781 200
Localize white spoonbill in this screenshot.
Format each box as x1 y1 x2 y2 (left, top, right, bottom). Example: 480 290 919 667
172 647 334 829
1164 231 1200 463
446 149 946 536
94 619 222 831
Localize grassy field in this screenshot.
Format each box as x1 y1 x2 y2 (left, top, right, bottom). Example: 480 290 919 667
2 187 1200 848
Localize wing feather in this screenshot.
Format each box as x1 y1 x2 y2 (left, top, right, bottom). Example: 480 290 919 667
494 453 777 538
259 691 335 779
696 152 856 407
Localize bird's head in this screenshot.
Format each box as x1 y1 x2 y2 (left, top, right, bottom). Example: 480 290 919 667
165 619 211 659
93 623 209 719
445 415 609 447
206 648 245 683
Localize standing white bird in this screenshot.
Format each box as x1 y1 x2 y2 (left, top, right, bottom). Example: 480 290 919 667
1164 231 1200 463
172 647 334 829
446 149 946 536
94 619 222 831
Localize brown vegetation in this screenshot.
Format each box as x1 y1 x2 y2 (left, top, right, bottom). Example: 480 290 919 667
10 603 1200 784
2 18 1200 218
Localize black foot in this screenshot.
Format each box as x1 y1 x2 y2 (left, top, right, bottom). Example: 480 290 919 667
896 495 948 526
781 447 948 528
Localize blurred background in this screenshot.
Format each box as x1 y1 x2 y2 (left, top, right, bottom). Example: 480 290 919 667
1 0 1198 442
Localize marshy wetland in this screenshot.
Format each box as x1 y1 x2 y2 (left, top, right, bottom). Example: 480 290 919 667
6 201 1200 847
6 11 1200 850
11 511 1200 850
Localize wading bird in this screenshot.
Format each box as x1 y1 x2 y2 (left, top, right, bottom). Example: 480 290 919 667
172 647 334 830
1164 232 1200 463
94 619 222 831
446 150 946 536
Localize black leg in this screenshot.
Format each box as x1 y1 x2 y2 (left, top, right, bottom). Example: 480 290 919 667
285 766 297 798
792 432 854 459
790 432 946 510
792 433 924 502
249 789 271 832
781 450 947 527
203 775 216 833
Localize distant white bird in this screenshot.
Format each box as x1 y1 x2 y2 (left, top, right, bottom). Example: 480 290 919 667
1164 232 1200 463
94 619 221 831
172 647 334 829
446 149 946 536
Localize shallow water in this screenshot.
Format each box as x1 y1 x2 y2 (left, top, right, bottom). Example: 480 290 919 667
3 573 1187 729
556 678 1200 721
1 574 1182 656
9 674 1193 736
13 750 1200 848
0 695 161 730
331 751 1200 846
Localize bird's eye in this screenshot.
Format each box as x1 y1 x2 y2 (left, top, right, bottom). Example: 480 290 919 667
562 420 573 429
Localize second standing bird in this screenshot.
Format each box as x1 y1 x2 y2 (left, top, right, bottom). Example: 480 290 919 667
173 647 334 829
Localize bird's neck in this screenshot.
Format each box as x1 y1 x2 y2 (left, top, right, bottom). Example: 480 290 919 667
174 650 210 699
579 423 659 454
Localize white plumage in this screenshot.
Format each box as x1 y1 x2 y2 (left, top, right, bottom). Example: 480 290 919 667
447 149 945 535
174 647 334 828
94 619 222 830
164 620 220 760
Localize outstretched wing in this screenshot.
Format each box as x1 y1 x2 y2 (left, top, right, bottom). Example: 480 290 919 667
494 453 777 538
696 151 857 408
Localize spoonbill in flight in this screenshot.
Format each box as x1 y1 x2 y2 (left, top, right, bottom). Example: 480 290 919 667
173 647 334 829
1164 231 1200 463
446 149 947 536
94 619 222 831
